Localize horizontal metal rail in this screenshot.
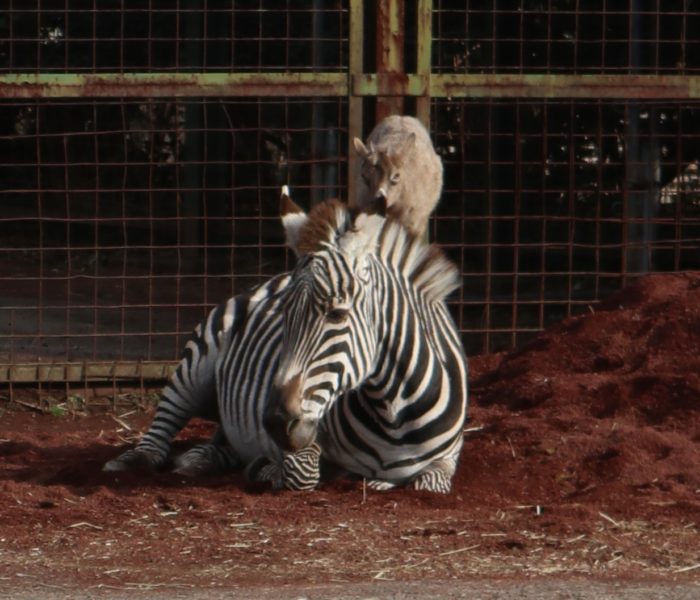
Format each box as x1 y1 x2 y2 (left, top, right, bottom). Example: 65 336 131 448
2 73 700 99
0 72 349 98
0 362 175 384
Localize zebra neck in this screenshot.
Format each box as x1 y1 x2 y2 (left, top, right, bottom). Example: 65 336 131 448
361 304 440 406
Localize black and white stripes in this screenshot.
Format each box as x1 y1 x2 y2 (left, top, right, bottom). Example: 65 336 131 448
264 201 469 492
105 198 469 493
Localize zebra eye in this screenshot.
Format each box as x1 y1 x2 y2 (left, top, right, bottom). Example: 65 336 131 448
326 307 349 324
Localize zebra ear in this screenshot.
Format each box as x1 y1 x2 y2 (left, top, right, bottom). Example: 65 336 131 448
280 185 308 256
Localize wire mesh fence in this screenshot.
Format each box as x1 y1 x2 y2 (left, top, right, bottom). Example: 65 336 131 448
0 96 348 366
1 1 699 393
432 98 700 353
1 1 349 73
432 0 700 75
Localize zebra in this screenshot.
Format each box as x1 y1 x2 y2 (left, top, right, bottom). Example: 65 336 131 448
261 195 469 492
105 192 467 492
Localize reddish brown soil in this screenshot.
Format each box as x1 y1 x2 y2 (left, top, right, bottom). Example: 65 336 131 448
1 273 699 593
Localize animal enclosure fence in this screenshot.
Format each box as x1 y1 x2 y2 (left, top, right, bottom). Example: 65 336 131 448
1 1 699 397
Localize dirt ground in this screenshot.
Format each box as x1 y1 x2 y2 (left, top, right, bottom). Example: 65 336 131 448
1 273 700 598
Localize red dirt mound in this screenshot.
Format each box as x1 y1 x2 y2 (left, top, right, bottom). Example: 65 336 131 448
467 272 700 515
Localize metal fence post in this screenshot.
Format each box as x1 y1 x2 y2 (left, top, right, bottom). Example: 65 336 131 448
416 0 432 129
376 0 405 121
348 0 364 206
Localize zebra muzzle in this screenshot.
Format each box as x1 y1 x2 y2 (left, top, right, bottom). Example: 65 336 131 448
286 418 317 452
264 373 317 451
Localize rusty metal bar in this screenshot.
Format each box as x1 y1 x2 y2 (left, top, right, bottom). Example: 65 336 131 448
431 74 700 99
0 72 349 98
375 0 405 120
4 73 700 100
415 0 432 128
0 362 175 384
347 0 364 207
357 74 700 99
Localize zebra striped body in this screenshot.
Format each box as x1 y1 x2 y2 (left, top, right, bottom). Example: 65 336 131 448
103 273 291 479
264 199 469 492
105 198 468 493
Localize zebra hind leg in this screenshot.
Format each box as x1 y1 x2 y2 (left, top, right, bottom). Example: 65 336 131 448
103 444 170 472
366 479 398 491
173 444 241 476
102 396 211 473
412 456 459 494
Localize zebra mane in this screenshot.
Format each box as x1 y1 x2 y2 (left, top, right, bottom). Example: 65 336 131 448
294 200 460 303
294 199 354 255
374 219 461 303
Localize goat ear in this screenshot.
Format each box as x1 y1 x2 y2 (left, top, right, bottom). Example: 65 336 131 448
280 185 308 256
353 137 370 158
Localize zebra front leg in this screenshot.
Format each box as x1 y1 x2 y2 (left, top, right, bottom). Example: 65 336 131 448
281 443 322 490
244 444 323 491
245 456 283 489
173 427 241 476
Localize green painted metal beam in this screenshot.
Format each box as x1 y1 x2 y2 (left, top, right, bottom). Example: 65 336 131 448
355 73 700 99
347 0 364 207
2 73 700 100
0 361 176 383
0 72 349 98
430 74 700 99
415 0 433 127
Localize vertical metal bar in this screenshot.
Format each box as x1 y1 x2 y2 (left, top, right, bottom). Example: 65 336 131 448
539 102 548 333
311 2 338 205
595 101 603 301
348 0 364 206
416 0 432 128
621 102 630 284
376 0 405 121
484 100 493 353
182 3 204 273
567 102 575 318
512 102 521 348
674 108 683 271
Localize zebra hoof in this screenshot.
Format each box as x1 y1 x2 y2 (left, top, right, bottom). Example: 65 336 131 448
246 456 283 489
171 463 208 477
172 455 217 477
366 479 397 491
102 448 166 473
412 472 452 494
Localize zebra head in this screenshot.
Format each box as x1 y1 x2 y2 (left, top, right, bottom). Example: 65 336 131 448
263 189 384 452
